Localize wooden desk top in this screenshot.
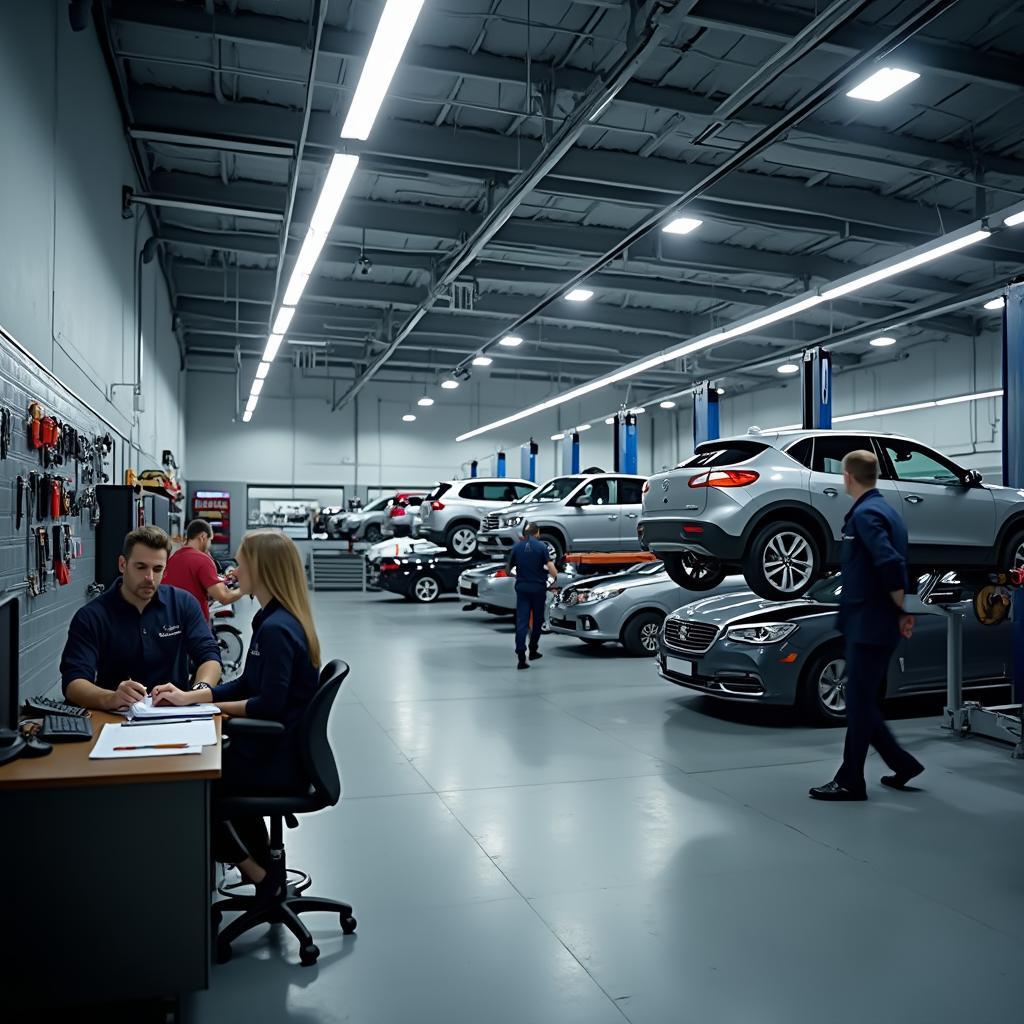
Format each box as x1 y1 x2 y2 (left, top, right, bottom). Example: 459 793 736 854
0 712 222 791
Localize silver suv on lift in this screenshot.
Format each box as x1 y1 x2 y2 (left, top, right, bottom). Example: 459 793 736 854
477 472 648 564
639 429 1024 602
418 477 536 556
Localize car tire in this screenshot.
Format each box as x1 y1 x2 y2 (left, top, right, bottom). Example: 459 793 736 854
798 643 848 725
411 574 441 603
743 520 820 600
662 552 727 591
446 524 479 557
364 524 383 544
621 611 664 657
1001 528 1024 571
538 532 564 567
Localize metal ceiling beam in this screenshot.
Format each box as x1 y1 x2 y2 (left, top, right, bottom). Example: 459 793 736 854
129 191 284 221
685 0 1024 92
128 127 294 157
112 2 1024 175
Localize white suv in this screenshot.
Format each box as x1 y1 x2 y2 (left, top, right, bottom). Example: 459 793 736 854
418 477 536 555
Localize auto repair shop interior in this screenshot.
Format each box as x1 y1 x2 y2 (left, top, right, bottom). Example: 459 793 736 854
2 1 1024 1022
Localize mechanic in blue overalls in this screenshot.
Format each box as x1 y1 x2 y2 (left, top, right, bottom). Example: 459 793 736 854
507 523 559 671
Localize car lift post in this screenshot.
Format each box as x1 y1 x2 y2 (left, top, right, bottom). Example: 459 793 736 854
560 431 580 474
800 346 832 429
470 460 478 478
692 382 720 445
496 451 506 478
520 440 538 482
613 414 621 471
622 414 638 474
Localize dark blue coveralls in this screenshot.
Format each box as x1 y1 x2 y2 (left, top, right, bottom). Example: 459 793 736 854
508 537 552 656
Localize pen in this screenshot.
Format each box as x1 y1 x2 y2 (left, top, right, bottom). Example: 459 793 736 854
113 743 191 751
122 718 200 727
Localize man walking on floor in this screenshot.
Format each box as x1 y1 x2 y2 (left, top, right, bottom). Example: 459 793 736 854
810 450 924 801
508 523 559 670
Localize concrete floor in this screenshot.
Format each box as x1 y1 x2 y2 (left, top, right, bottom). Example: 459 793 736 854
188 590 1024 1024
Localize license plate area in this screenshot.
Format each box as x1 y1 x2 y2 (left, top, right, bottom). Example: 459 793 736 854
663 654 695 677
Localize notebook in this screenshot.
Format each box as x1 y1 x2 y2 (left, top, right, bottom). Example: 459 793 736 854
127 696 221 721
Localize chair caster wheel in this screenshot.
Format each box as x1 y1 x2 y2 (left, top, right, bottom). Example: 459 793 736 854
299 944 320 967
215 942 232 965
341 915 357 935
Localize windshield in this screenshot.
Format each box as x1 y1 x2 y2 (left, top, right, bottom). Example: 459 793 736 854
362 496 392 512
530 476 584 502
806 575 842 604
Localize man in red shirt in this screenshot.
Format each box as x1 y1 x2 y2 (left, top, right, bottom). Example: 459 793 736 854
164 519 244 622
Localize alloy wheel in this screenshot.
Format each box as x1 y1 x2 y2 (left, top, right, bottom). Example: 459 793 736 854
414 577 440 602
818 658 847 714
451 527 477 555
640 622 660 653
762 531 814 594
1014 540 1024 571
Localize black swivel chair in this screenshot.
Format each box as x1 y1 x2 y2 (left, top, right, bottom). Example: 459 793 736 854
212 659 356 967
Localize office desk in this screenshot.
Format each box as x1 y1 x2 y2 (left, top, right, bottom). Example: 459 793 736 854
0 712 222 1011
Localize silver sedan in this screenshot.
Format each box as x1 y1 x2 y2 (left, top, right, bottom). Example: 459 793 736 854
457 563 578 618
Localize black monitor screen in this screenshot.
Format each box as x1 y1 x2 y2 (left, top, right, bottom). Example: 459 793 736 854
0 595 18 732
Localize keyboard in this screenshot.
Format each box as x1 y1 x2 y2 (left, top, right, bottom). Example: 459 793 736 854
24 695 91 719
40 714 93 742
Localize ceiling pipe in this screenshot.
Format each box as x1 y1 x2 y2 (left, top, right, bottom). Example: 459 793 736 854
329 0 675 412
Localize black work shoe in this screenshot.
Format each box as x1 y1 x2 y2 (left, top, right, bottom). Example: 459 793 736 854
881 765 924 790
517 657 530 670
809 781 867 802
529 648 543 660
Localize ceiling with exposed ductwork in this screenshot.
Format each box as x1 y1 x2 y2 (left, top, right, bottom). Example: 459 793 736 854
95 0 1024 407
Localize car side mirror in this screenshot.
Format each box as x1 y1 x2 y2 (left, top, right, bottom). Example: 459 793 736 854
963 469 983 487
575 494 593 507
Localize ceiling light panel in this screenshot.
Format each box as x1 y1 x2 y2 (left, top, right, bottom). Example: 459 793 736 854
565 288 594 302
417 397 434 407
472 356 493 366
846 67 920 102
402 413 416 422
263 333 284 362
1005 211 1024 227
869 336 896 347
272 306 296 336
441 380 459 390
662 217 702 235
499 335 523 347
255 361 270 380
984 297 1005 311
341 0 426 141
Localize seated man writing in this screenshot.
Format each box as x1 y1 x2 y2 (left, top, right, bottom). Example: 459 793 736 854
61 526 222 711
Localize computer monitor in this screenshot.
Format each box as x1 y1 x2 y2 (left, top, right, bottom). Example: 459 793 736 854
0 594 19 732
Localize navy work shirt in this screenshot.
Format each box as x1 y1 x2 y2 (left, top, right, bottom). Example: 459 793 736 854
508 538 551 592
60 581 221 694
836 488 910 647
212 598 319 737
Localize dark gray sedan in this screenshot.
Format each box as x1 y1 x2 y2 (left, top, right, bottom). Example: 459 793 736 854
658 574 1011 722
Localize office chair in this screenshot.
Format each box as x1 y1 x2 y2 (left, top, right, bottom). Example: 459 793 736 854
212 659 356 967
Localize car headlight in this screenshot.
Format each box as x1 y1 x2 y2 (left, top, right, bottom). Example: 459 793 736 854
576 588 623 605
502 515 523 528
726 622 799 644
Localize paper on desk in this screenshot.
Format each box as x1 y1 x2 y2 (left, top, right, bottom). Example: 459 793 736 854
89 720 216 759
127 696 221 720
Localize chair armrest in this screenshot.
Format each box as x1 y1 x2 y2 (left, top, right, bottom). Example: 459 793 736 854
223 717 285 737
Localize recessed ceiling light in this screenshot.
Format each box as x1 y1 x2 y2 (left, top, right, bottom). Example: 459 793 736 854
716 387 726 395
576 424 591 431
472 355 493 366
662 217 702 236
846 67 919 102
604 417 615 425
402 413 416 422
984 297 1005 311
499 335 523 347
869 336 897 347
551 432 565 441
417 396 434 407
441 379 459 390
1005 211 1024 228
777 363 800 375
565 288 594 302
659 400 677 409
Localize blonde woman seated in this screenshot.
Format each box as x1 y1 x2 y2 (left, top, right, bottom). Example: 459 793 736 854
153 529 321 897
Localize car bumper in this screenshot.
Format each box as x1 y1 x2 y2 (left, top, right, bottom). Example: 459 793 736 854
638 517 745 561
657 636 802 705
549 600 626 641
377 572 415 597
477 529 518 557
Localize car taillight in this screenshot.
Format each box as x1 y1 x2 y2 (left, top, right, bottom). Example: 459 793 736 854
431 500 445 510
688 470 760 488
494 569 509 578
682 525 704 534
391 507 406 516
380 560 400 571
641 481 650 495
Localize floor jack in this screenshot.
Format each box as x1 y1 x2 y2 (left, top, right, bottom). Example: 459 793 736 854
909 570 1024 758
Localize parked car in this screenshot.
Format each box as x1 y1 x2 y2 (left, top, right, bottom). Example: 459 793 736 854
549 562 746 656
478 472 648 564
375 552 485 603
329 494 392 542
640 429 1024 602
657 572 1011 722
381 494 425 539
365 536 445 563
457 562 579 616
418 477 536 556
313 506 344 536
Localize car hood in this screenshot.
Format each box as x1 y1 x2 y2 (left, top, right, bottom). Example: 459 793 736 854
670 589 838 627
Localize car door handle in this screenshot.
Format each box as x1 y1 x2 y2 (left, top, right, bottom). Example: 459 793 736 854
905 495 923 504
626 513 638 519
822 488 838 498
607 515 618 520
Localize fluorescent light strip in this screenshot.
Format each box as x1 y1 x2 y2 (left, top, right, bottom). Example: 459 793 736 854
846 67 919 102
341 0 426 141
255 361 271 380
263 333 284 362
1005 211 1024 227
455 225 994 443
772 389 1004 430
242 410 253 423
272 306 296 336
662 217 702 235
245 396 258 414
250 378 265 397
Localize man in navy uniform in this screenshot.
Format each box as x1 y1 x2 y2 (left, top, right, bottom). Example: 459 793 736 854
507 523 559 670
810 450 924 801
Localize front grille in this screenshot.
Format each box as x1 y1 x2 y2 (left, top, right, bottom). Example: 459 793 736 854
663 618 719 655
482 514 501 531
550 617 576 630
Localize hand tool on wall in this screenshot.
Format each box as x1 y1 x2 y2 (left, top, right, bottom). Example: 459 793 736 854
53 525 70 585
0 406 11 459
35 527 48 593
50 477 61 520
16 475 25 529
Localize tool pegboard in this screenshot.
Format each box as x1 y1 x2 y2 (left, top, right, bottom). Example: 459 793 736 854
0 327 119 706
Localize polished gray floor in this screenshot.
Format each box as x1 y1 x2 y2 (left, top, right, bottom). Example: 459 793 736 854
189 591 1024 1024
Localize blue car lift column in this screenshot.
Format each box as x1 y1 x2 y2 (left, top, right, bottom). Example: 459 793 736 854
496 451 507 478
470 460 478 478
801 346 832 429
520 440 538 482
614 414 638 474
692 382 720 446
561 432 580 474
